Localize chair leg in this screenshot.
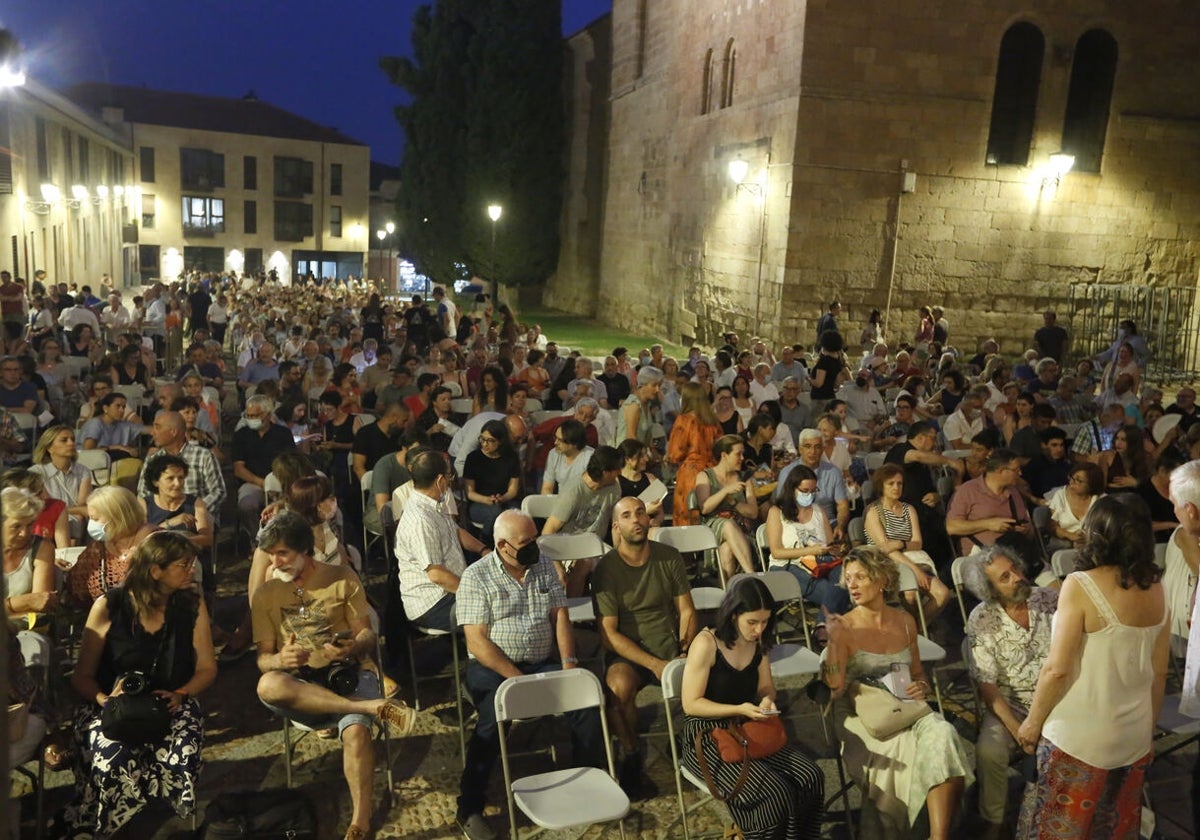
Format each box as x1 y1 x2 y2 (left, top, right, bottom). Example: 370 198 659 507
282 720 294 789
406 635 422 711
452 632 466 767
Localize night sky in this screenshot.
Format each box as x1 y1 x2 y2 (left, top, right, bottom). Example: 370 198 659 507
2 0 612 164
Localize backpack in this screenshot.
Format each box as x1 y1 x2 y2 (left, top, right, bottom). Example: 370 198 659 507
196 789 317 839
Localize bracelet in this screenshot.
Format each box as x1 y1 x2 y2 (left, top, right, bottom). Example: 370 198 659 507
561 656 578 666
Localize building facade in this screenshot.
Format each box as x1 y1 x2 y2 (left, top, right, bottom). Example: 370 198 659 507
68 84 372 285
0 78 136 289
551 1 1200 369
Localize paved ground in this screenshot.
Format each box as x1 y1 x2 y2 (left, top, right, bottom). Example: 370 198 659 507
13 576 1197 839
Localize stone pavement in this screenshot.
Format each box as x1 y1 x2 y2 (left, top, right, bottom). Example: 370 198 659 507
10 549 1198 839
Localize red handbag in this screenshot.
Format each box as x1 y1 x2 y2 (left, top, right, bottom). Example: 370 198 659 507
694 716 788 801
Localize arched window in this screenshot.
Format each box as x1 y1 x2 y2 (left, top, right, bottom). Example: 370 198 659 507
1062 29 1118 172
701 48 714 115
634 0 647 79
985 22 1044 165
720 39 736 109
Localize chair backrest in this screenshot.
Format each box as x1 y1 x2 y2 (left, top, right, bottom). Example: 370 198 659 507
755 522 770 562
943 448 972 460
1154 540 1168 570
859 479 874 504
360 469 374 493
530 409 560 426
689 586 726 611
757 569 805 603
864 451 886 472
443 381 463 398
358 413 377 427
521 494 560 520
848 516 866 546
525 398 543 413
536 532 606 563
77 448 111 484
494 668 604 722
950 555 973 624
661 656 687 701
1052 548 1081 579
1031 505 1051 534
263 472 283 504
652 524 718 554
450 397 474 416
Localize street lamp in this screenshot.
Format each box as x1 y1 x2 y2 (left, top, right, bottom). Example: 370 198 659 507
376 223 396 292
486 204 502 285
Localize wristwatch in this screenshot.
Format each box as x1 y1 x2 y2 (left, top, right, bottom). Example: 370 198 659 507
561 656 578 666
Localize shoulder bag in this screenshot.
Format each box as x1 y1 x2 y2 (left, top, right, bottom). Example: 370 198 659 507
99 606 175 744
850 678 931 740
693 715 787 802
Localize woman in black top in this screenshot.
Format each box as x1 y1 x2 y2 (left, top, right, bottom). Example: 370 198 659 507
617 438 664 524
810 330 849 401
680 576 824 839
463 419 522 545
63 532 216 837
714 386 743 435
360 293 384 343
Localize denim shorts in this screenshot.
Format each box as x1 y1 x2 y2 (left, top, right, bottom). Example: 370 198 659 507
262 670 381 738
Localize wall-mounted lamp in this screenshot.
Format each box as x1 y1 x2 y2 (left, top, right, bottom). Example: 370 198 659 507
728 157 761 195
1043 152 1075 188
40 183 61 203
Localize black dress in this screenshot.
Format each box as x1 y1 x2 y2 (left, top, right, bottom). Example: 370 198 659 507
679 636 825 840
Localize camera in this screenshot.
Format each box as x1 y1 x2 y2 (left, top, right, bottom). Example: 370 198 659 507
297 661 360 697
118 671 150 696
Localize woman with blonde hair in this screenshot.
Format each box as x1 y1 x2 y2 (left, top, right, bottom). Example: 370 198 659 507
66 486 154 604
31 424 92 537
3 486 58 666
667 381 722 526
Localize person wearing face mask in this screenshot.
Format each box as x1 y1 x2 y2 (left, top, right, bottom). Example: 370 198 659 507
232 394 296 538
65 486 155 604
453 509 603 840
394 450 468 633
766 464 852 619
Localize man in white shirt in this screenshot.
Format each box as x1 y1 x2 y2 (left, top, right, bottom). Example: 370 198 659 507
712 350 737 389
943 385 989 449
1168 459 1200 833
394 450 465 632
58 299 100 333
432 286 458 339
100 294 132 336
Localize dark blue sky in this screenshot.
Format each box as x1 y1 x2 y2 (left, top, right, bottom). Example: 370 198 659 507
2 0 611 164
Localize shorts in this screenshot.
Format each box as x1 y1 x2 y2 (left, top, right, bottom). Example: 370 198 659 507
262 670 381 738
606 655 663 689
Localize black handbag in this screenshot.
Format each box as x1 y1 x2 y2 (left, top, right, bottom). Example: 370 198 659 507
197 788 318 839
100 613 175 744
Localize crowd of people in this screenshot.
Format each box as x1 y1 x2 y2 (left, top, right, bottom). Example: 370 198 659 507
2 268 1199 840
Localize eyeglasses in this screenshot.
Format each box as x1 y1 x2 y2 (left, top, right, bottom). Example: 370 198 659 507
479 435 498 444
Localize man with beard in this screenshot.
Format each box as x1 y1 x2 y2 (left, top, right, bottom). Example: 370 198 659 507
252 511 416 840
592 497 697 798
350 399 409 480
962 546 1058 839
453 510 602 840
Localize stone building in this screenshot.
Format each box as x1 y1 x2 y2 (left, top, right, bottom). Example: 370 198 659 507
67 84 372 285
550 1 1200 369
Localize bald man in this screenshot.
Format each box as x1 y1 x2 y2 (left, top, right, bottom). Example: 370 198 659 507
137 410 226 511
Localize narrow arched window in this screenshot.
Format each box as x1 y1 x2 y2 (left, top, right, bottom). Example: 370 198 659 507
634 0 647 79
701 49 714 115
985 22 1044 165
1062 29 1118 172
720 39 736 109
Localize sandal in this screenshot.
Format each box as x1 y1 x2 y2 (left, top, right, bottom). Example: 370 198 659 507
43 727 74 771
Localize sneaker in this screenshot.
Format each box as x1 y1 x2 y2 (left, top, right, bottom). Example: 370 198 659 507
456 813 497 840
382 675 400 699
377 700 417 736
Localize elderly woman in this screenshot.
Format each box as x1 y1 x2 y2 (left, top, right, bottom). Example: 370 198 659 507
617 365 663 447
62 532 216 837
3 486 58 667
31 425 92 539
140 454 213 550
66 486 155 604
694 434 761 578
822 548 971 839
2 467 71 549
1015 495 1169 838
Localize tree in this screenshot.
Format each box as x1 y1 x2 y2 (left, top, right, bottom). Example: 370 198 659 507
381 0 564 287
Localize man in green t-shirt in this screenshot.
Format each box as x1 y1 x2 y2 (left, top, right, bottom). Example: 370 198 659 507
592 497 697 799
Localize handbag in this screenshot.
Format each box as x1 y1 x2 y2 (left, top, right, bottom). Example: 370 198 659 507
798 552 843 579
100 607 175 744
693 715 787 802
198 788 318 839
850 679 931 740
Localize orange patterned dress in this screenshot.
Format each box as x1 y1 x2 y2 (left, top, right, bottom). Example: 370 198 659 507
668 413 721 526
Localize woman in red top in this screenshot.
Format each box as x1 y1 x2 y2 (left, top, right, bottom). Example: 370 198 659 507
2 467 70 548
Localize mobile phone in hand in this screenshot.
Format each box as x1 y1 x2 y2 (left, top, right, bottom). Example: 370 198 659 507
758 708 781 715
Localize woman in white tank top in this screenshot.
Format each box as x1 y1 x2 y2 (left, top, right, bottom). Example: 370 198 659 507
1014 494 1169 839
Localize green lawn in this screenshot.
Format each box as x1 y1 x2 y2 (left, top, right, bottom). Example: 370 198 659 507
517 306 690 359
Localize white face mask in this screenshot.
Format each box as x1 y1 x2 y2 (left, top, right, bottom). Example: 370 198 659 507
245 417 263 430
795 491 816 508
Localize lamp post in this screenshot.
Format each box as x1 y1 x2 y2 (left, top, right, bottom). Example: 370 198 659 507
376 223 396 293
486 204 502 285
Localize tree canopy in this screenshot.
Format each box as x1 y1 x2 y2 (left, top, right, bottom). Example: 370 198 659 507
381 0 564 287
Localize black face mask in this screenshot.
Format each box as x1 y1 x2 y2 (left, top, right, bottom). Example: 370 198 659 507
513 541 540 567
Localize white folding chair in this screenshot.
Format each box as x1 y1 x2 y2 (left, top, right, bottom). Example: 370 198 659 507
12 411 36 452
530 410 559 426
661 657 716 839
895 563 946 709
443 381 463 398
357 413 376 427
652 525 723 586
495 669 628 840
262 472 283 506
864 451 886 472
1051 548 1081 579
359 470 386 573
520 494 560 522
950 555 974 625
524 398 543 413
537 533 607 631
76 448 111 486
114 384 144 407
405 622 465 764
848 516 866 547
688 586 725 612
1154 541 1168 570
450 397 474 417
